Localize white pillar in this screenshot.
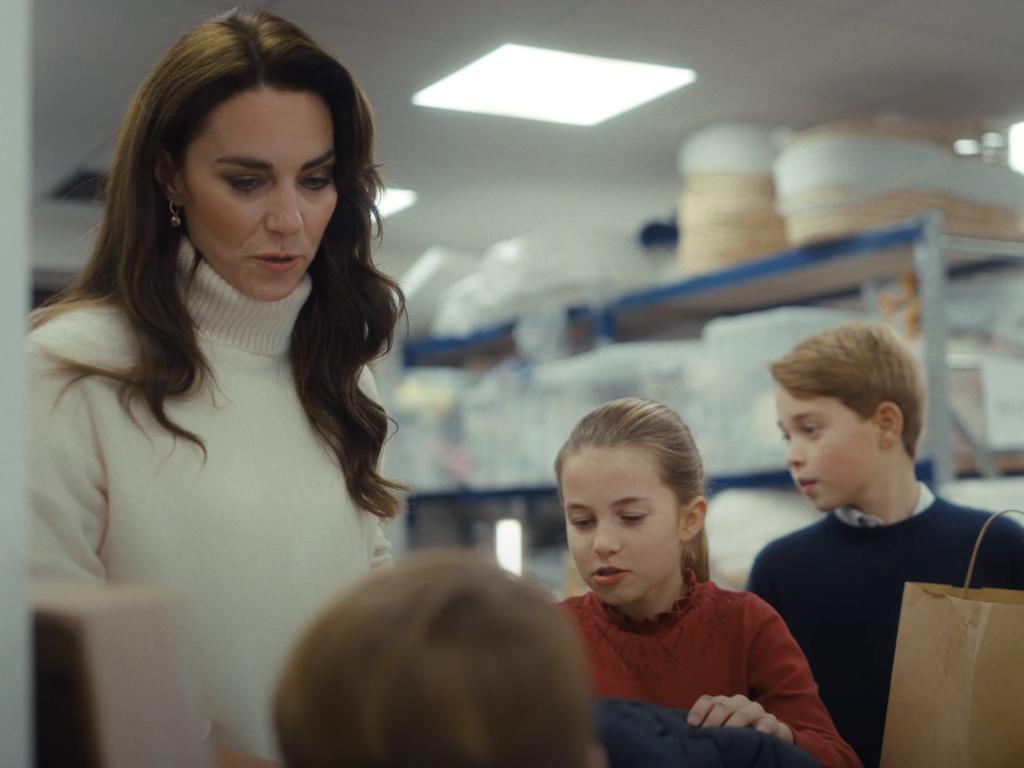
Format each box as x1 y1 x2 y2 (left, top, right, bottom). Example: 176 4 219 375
0 0 31 766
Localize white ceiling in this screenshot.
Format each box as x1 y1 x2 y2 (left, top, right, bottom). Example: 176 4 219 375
31 0 1024 282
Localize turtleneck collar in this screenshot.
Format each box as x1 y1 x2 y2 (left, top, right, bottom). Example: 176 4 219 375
594 570 701 633
178 238 312 356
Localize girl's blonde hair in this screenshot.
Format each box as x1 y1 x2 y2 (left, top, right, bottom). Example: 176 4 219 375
554 397 709 582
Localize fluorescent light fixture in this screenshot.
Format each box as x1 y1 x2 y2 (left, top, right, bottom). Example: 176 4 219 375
495 518 523 576
1008 122 1024 174
413 43 696 126
378 187 417 218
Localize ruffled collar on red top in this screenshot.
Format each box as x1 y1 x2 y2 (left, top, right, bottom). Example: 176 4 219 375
593 569 701 633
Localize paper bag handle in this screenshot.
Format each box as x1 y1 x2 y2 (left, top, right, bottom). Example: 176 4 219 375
961 509 1024 597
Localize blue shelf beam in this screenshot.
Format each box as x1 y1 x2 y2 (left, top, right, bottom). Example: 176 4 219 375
403 219 936 367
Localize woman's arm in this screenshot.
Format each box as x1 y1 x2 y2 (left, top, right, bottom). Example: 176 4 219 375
27 351 108 581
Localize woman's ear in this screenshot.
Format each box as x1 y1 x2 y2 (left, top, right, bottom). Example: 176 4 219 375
677 496 707 543
154 148 182 202
873 401 905 451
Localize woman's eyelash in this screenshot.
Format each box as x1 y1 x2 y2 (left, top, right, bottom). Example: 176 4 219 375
226 175 333 192
302 175 332 189
228 176 262 191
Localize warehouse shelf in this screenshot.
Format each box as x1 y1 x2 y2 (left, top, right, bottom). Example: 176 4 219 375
400 213 1024 497
403 217 1021 364
405 464 942 515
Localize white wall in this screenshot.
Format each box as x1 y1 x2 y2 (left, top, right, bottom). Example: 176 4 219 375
0 0 30 766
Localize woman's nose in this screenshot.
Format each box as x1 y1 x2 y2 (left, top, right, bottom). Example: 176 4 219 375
265 188 303 236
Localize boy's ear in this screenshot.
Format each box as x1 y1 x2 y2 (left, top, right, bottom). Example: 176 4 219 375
873 401 905 450
154 148 183 202
677 496 707 543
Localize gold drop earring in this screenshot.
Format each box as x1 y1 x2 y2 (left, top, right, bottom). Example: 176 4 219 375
169 201 182 228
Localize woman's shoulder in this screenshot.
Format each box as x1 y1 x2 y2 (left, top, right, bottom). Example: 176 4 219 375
27 303 138 370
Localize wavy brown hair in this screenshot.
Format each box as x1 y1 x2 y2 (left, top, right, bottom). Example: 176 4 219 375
33 7 405 517
554 398 709 582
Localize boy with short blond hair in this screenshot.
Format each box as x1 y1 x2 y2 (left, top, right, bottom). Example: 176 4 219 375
748 321 1024 768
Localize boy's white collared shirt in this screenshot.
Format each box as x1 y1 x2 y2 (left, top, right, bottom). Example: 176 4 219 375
832 482 935 528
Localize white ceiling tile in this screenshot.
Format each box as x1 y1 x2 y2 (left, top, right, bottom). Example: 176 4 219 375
31 0 1024 274
868 0 1024 51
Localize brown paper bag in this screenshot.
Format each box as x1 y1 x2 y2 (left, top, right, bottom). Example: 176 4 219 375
880 510 1024 768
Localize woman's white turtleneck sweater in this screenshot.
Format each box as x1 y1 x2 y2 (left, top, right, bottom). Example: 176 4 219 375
27 247 392 759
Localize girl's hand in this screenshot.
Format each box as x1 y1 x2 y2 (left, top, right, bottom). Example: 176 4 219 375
686 694 794 743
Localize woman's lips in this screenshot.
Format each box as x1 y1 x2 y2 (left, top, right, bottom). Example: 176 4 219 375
255 254 302 272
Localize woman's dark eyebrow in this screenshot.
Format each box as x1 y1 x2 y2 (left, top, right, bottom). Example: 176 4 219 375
216 149 335 171
302 149 335 170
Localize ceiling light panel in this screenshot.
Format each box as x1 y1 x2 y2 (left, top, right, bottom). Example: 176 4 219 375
413 44 696 126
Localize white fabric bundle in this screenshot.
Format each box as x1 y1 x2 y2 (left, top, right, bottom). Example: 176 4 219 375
941 478 1024 526
700 306 864 476
431 230 653 338
386 368 477 492
457 341 706 488
399 246 478 340
705 488 818 590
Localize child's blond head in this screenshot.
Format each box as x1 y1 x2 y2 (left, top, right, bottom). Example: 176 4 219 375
769 321 924 457
555 397 708 582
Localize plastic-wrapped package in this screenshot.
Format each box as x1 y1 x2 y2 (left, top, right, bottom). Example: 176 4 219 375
533 341 710 482
701 307 864 475
705 488 818 590
940 478 1024 527
460 364 532 488
431 229 654 338
458 341 709 488
943 266 1024 353
430 273 500 339
399 246 478 340
386 368 477 492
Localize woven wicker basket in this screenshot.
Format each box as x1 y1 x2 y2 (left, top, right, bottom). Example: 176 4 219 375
678 172 788 275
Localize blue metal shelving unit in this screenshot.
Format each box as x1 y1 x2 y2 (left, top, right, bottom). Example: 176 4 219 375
401 215 1024 507
403 218 927 365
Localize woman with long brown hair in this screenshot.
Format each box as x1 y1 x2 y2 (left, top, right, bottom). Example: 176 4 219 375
28 7 402 762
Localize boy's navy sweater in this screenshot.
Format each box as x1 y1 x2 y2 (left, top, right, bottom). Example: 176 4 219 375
748 496 1024 768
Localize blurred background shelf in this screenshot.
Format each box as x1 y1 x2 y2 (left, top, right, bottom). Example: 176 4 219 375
402 217 1024 364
